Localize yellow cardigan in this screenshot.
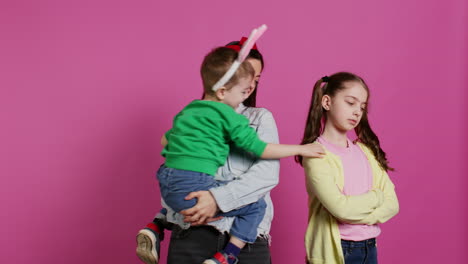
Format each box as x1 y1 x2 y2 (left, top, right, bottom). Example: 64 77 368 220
303 142 399 264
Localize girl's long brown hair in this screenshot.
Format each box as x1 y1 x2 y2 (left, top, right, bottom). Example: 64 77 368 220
295 72 393 172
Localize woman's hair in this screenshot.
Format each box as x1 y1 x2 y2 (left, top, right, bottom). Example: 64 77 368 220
225 40 265 107
200 47 254 96
295 72 393 172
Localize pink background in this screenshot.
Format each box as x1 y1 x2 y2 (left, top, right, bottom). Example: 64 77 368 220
1 0 467 263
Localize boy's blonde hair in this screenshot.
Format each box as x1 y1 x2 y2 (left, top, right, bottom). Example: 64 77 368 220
201 47 254 95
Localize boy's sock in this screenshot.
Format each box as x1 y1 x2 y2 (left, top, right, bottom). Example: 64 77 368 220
202 246 240 264
145 222 163 240
223 242 241 264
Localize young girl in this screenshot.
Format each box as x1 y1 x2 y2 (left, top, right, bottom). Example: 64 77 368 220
297 72 399 264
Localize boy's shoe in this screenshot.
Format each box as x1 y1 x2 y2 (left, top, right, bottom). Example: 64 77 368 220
202 252 239 264
136 228 160 264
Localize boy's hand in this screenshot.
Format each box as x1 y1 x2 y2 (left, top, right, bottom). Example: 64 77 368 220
300 143 326 158
180 191 220 225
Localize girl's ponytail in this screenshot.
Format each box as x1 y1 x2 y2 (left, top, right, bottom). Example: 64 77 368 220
295 78 327 166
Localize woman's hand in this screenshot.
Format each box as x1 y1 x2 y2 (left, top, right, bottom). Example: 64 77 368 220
180 191 223 225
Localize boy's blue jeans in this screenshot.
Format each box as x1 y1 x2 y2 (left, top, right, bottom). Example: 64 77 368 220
157 166 266 243
341 238 378 264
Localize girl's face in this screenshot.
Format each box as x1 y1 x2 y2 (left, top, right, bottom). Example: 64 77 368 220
322 81 368 132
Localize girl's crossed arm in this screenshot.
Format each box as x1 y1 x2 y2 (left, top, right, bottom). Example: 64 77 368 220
346 169 399 225
303 156 384 223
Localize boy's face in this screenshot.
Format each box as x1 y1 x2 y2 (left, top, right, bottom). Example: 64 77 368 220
222 77 253 109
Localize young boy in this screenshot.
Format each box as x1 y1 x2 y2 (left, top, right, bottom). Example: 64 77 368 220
139 47 324 264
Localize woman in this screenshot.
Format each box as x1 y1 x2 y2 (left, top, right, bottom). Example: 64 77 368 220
137 38 279 264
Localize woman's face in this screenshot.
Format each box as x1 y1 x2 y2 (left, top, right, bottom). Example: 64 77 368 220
245 58 263 97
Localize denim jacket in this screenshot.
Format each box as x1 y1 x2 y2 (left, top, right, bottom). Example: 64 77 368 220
162 104 280 238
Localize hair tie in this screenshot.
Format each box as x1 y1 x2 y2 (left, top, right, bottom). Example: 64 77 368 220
321 76 329 82
226 36 259 52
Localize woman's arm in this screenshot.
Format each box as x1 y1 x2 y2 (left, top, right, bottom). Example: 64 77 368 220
211 110 280 211
303 156 384 222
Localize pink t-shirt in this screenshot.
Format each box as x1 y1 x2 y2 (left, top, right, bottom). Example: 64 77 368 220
317 136 381 241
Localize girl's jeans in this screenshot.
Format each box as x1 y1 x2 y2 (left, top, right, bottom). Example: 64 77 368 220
341 238 378 264
157 165 266 243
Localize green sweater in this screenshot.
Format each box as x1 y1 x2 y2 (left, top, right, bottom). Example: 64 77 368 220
162 100 268 176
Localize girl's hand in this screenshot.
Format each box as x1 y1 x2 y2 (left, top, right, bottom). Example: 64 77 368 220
180 191 221 225
300 143 326 158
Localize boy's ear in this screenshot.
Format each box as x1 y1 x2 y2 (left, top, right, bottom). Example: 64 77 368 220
215 87 227 100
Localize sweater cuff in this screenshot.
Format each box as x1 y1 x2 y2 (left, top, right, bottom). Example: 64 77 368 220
364 213 378 226
252 140 268 157
210 186 238 213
